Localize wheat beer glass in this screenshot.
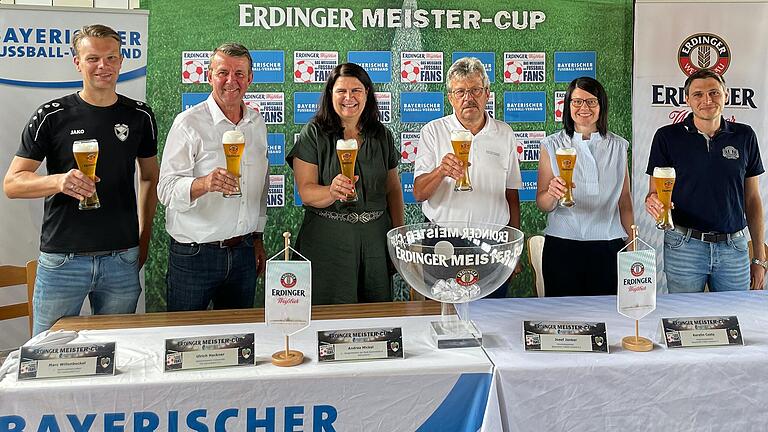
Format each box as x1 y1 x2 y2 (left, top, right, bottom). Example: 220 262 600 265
555 147 577 207
451 129 473 192
336 138 359 202
222 130 245 198
653 167 676 230
72 139 100 210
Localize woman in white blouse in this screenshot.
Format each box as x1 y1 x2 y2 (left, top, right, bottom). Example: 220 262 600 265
536 77 634 297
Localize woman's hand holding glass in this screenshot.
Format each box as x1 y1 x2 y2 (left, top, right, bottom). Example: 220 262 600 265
329 173 358 201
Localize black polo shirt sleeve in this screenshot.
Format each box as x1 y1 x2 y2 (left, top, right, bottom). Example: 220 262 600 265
645 127 671 176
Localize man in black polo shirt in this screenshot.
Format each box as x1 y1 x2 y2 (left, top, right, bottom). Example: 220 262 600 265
645 69 766 292
3 24 159 335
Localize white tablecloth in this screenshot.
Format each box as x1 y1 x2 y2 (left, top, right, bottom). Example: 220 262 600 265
0 314 501 432
470 290 768 432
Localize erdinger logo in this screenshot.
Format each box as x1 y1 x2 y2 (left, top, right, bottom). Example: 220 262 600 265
663 179 674 189
228 145 239 153
280 272 297 288
456 269 479 286
678 33 731 76
86 153 97 162
561 159 573 168
341 152 353 162
630 262 645 277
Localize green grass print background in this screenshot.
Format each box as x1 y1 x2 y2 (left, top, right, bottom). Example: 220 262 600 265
141 0 633 310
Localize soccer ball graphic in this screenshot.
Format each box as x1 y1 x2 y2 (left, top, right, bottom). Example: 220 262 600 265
294 60 315 83
244 101 261 113
182 60 205 84
503 60 524 83
401 60 421 83
401 140 418 163
555 97 565 122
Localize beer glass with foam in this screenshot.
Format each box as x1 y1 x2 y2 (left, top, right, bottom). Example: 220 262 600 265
72 139 100 210
451 129 473 192
222 130 245 198
555 147 577 207
336 138 358 202
653 167 676 230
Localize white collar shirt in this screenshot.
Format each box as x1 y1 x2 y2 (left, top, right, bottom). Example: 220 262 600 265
158 95 269 243
414 113 523 225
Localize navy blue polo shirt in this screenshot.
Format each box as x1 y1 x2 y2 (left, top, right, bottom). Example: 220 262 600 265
646 113 763 233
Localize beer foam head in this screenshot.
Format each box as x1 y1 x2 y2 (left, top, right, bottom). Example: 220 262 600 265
451 129 472 142
555 147 576 156
72 139 98 152
222 130 245 144
336 138 358 150
654 167 676 178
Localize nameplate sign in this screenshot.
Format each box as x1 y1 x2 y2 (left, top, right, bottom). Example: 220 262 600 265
661 316 743 348
318 327 403 362
524 321 609 353
164 333 255 371
18 342 116 380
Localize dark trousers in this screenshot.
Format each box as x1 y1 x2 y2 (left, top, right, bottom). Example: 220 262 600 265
542 235 625 297
166 236 257 311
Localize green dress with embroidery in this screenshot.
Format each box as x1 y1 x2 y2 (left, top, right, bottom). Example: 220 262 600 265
287 120 399 305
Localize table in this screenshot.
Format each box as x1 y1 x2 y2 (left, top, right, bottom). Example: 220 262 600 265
50 301 447 331
0 302 501 432
469 290 768 432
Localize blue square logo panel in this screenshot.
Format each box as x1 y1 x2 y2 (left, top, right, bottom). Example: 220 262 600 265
400 92 444 123
554 51 597 83
503 91 546 123
451 52 495 83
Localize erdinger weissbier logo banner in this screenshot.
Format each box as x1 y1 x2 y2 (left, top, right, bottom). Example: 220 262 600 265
617 244 656 320
265 255 311 336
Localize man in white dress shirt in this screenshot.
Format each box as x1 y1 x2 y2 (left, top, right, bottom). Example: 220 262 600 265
413 57 523 297
158 43 269 311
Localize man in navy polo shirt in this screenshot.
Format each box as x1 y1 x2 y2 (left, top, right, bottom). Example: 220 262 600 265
645 69 766 292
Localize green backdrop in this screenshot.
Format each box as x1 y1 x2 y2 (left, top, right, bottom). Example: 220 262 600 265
141 0 633 310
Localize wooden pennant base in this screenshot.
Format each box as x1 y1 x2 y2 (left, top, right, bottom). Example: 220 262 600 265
622 336 654 352
271 350 304 367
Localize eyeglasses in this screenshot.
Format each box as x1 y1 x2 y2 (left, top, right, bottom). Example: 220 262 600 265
570 98 599 108
450 87 486 98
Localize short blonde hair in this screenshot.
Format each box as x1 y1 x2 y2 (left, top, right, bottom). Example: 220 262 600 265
72 24 122 56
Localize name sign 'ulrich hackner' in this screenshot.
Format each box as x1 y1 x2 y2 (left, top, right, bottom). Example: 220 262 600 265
391 227 517 268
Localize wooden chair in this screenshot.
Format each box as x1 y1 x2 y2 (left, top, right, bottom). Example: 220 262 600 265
0 260 37 336
527 235 545 297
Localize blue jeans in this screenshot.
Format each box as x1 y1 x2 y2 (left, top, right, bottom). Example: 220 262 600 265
166 236 257 311
663 229 750 293
33 247 141 335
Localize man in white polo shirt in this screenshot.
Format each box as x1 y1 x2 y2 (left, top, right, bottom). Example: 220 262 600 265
413 57 523 297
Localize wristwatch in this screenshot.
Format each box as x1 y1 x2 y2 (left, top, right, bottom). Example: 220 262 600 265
751 258 768 270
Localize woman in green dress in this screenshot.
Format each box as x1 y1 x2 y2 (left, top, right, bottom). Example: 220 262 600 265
287 63 404 304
